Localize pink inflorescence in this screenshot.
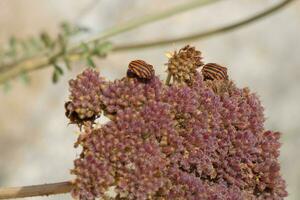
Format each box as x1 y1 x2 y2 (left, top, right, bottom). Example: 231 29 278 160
67 48 287 200
65 69 106 124
101 77 162 115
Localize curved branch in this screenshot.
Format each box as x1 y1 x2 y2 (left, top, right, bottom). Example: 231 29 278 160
0 181 73 199
113 0 295 51
0 0 295 84
74 0 220 46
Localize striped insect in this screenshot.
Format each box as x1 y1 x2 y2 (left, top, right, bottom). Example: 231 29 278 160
127 60 155 80
201 63 228 81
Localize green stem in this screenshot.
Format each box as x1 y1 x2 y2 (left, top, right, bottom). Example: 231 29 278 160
113 0 295 51
79 0 220 44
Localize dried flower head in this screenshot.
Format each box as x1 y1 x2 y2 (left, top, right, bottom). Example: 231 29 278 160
166 45 204 83
68 46 287 200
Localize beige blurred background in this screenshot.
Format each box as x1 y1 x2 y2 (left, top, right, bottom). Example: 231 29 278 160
0 0 299 199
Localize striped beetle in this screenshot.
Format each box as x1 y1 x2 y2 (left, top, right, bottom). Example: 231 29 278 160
201 63 228 81
127 60 155 80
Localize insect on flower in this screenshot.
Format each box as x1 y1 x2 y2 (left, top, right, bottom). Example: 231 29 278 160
64 101 96 128
127 60 155 80
201 63 229 81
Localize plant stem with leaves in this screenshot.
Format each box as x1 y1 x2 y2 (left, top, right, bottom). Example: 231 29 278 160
0 0 294 86
0 0 220 85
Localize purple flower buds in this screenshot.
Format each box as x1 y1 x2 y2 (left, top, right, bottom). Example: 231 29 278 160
68 46 287 200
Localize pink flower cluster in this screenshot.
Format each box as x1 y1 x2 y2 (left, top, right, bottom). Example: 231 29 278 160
66 69 105 123
67 63 286 199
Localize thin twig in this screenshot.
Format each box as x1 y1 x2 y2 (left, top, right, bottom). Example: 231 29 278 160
0 181 73 199
0 0 294 84
73 0 219 46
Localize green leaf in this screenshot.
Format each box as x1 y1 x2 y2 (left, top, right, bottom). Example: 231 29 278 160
9 36 17 48
94 41 113 57
86 56 95 68
40 32 53 48
54 64 64 75
7 36 18 57
80 42 89 54
20 40 30 55
52 70 59 83
60 21 89 36
29 37 42 50
60 21 72 36
57 34 67 53
51 62 63 83
20 71 30 85
63 56 71 70
2 81 11 93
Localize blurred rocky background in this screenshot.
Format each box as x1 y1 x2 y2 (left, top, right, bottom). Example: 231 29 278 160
0 0 299 199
